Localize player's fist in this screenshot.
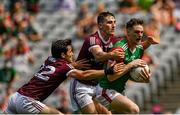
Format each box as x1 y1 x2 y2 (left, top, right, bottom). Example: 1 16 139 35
111 46 124 62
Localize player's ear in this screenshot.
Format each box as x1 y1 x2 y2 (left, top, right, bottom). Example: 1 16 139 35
61 52 66 59
125 28 129 36
98 23 103 29
124 28 127 35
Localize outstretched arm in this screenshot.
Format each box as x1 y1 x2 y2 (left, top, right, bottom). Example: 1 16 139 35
90 46 124 62
107 59 147 81
68 62 122 80
68 69 105 80
142 34 160 49
71 59 91 70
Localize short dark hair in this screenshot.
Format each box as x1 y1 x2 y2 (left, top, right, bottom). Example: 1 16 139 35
126 18 144 29
51 39 72 58
97 11 115 24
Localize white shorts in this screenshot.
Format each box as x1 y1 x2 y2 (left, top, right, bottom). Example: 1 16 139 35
5 92 46 114
70 78 96 111
95 84 121 109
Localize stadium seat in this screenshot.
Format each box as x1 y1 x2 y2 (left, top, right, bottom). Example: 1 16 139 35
161 49 179 81
149 75 158 98
125 87 144 109
126 82 151 109
152 68 166 92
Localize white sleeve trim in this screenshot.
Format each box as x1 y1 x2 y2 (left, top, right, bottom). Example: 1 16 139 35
66 69 76 77
89 45 101 52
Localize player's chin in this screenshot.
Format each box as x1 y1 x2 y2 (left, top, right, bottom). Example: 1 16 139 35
135 40 141 45
68 59 73 63
109 31 115 35
136 37 142 42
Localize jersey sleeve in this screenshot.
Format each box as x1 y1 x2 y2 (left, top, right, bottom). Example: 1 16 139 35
57 63 74 77
86 36 101 52
113 40 123 47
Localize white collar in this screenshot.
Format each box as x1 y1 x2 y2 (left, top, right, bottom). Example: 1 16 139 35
98 30 110 44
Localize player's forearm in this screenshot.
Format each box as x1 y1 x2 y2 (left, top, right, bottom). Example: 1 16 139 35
72 70 105 80
142 40 151 49
107 63 133 81
95 51 115 62
82 70 105 80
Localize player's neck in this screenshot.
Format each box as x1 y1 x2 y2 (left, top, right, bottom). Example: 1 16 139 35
99 30 111 41
126 37 136 51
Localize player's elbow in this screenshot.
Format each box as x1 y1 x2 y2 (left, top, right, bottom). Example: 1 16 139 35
94 52 106 61
79 73 93 80
107 72 125 82
95 56 104 61
70 71 88 80
82 74 90 79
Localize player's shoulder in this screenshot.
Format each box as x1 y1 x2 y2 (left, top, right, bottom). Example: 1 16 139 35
114 36 126 45
52 59 73 74
110 36 124 44
84 32 101 45
46 57 68 67
117 36 126 40
86 31 99 40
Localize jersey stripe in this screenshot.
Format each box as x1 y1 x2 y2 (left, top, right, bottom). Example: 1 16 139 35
102 89 112 103
32 102 43 112
122 43 126 49
122 43 128 50
90 37 96 45
137 45 143 49
67 64 74 69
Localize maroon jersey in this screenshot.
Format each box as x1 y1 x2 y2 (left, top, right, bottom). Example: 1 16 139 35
77 30 118 69
18 56 74 101
76 30 118 85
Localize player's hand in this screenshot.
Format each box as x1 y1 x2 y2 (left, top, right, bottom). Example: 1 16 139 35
139 66 151 83
72 59 91 69
147 36 159 44
147 30 160 44
113 62 126 73
130 59 147 68
111 50 125 61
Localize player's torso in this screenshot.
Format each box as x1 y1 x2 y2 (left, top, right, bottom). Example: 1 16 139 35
18 56 73 101
77 31 118 85
116 38 144 64
99 38 144 93
78 31 117 70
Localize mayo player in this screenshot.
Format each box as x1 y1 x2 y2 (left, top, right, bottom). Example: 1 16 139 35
96 18 159 113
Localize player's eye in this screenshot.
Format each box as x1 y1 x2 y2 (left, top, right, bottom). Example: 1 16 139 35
134 30 143 34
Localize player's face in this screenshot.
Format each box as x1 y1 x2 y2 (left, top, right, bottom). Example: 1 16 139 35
64 45 74 63
127 25 144 45
99 15 116 36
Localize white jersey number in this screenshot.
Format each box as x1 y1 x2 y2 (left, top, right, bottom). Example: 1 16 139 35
35 63 55 81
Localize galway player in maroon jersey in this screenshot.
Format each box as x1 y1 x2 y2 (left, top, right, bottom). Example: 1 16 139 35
4 39 122 114
70 11 125 114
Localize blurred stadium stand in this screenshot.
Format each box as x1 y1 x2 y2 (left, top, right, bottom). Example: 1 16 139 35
1 0 180 114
